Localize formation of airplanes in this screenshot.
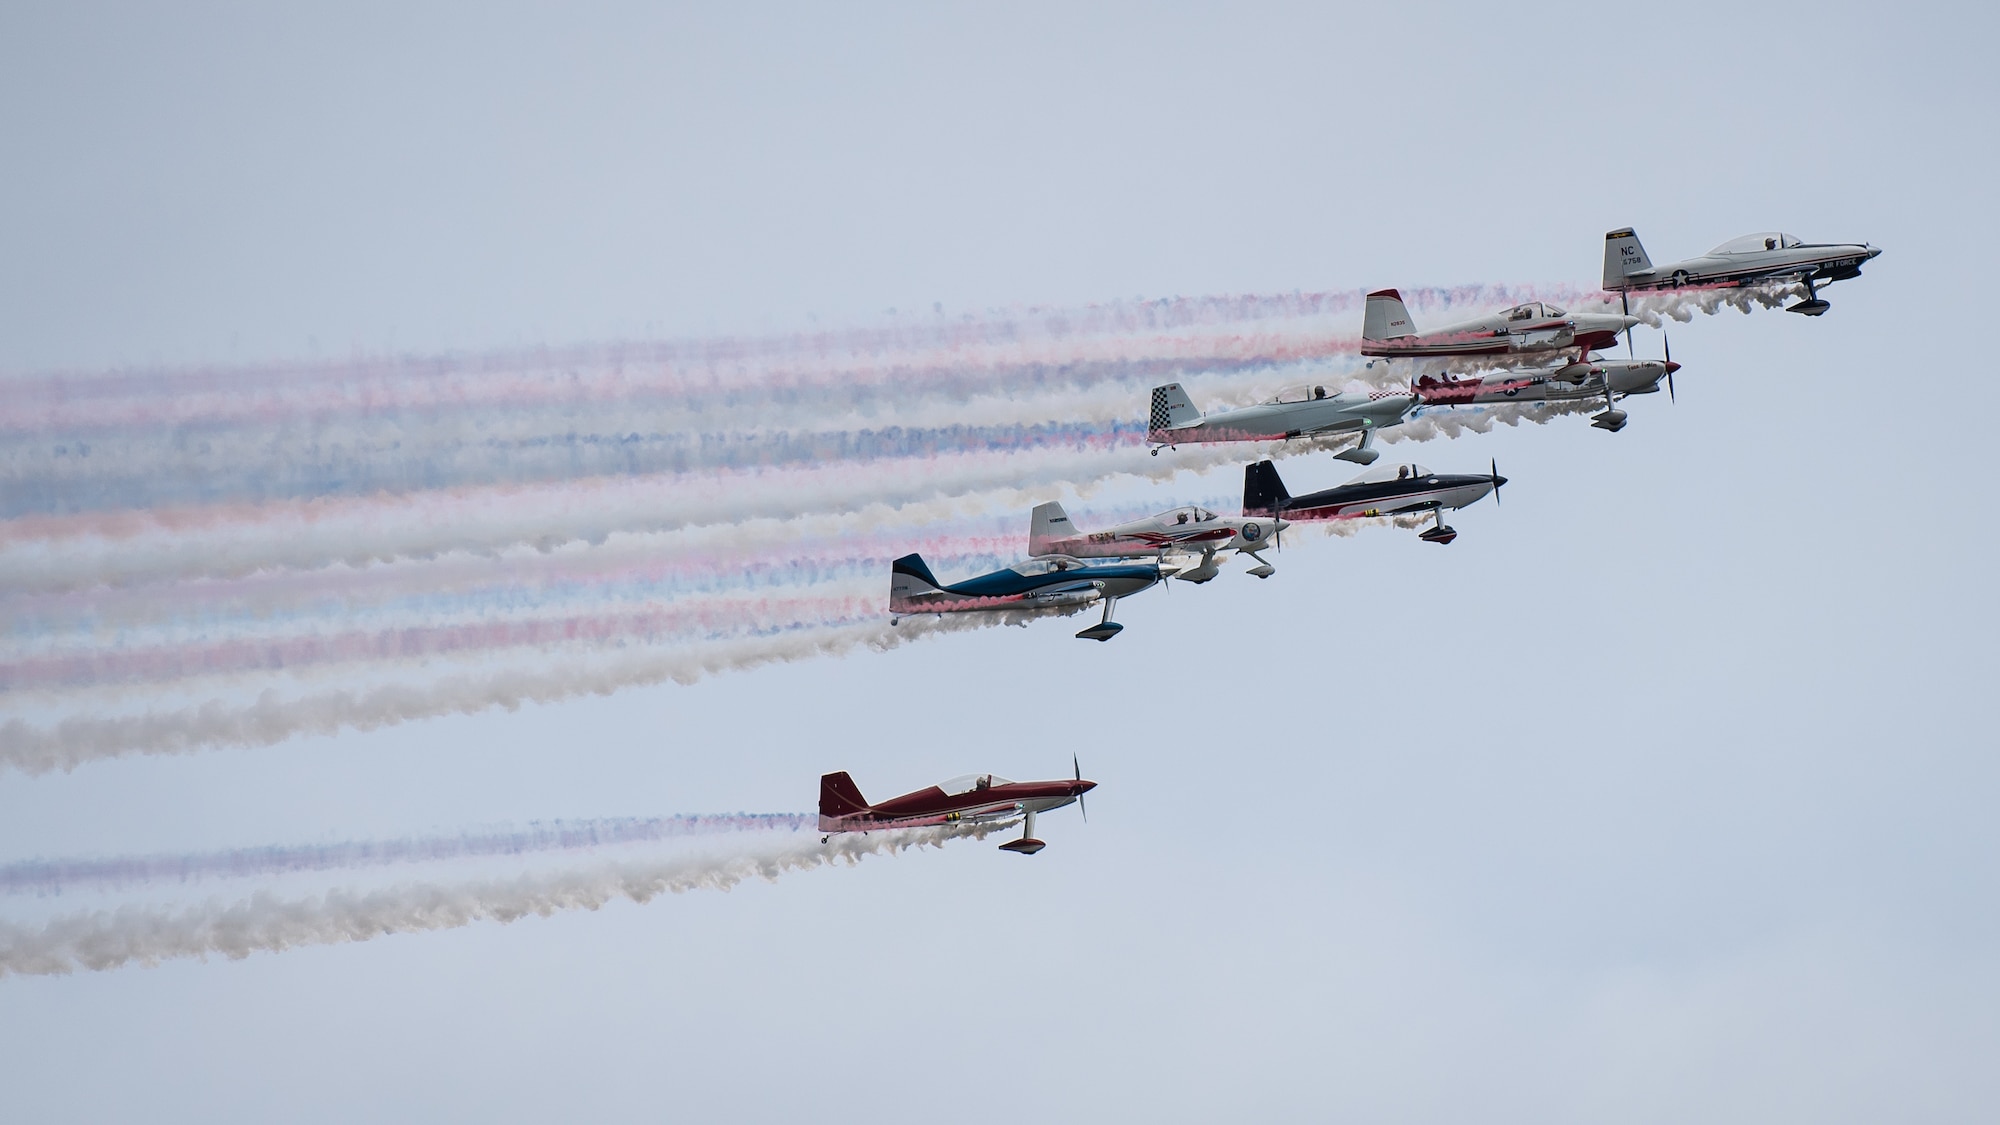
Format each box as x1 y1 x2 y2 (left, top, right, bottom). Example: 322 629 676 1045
859 223 1879 853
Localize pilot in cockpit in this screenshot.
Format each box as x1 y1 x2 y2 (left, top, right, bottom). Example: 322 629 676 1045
1397 465 1410 480
1176 511 1189 524
974 775 991 791
1765 237 1777 250
1313 385 1327 399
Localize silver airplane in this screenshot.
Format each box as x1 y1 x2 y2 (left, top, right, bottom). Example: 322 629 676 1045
1147 381 1415 466
1360 289 1639 380
1604 227 1881 316
1028 500 1288 581
1411 344 1682 433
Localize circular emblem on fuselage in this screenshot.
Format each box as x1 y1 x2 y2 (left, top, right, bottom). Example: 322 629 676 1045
1242 522 1262 541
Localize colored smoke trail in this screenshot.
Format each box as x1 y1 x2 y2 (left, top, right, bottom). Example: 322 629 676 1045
0 814 816 894
0 612 1056 776
0 823 1002 977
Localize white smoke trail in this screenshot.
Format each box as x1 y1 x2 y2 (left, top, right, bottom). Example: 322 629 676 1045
0 823 1002 977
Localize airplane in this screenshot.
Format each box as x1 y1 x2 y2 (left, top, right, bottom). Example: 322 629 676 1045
1361 288 1639 380
1603 227 1881 316
818 758 1096 855
1242 457 1505 546
1412 344 1682 433
889 552 1161 641
1146 380 1416 466
1028 499 1289 581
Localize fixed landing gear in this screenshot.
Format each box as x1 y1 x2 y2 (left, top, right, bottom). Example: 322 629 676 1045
1075 596 1125 641
1418 508 1457 545
998 808 1045 854
1789 276 1830 316
1334 428 1381 466
1592 407 1629 432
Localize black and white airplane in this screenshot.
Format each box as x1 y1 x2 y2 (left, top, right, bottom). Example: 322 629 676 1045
1241 458 1505 546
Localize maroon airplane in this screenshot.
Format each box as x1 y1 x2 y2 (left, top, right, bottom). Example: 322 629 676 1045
818 759 1095 855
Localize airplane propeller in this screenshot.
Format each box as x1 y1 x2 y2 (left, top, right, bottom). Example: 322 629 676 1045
1073 753 1087 823
1664 333 1676 404
1622 289 1634 359
1490 457 1505 506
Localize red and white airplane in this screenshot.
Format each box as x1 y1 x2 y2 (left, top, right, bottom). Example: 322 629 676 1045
818 761 1096 855
1361 289 1638 380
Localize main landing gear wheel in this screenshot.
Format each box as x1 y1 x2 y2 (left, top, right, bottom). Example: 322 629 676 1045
1000 809 1045 854
1591 408 1629 432
1075 595 1124 641
1788 277 1830 316
1417 507 1456 545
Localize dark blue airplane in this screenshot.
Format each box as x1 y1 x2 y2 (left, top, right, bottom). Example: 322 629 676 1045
889 553 1161 641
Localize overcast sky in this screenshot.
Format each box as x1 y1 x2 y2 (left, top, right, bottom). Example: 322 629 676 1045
2 3 1995 1122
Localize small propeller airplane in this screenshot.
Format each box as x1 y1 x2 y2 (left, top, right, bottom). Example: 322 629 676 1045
1412 340 1682 433
1146 381 1416 466
1603 227 1881 316
1027 500 1289 581
1361 288 1639 381
818 757 1096 855
1242 457 1506 546
889 552 1161 641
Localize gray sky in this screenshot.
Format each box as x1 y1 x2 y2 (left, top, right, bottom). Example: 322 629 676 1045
2 3 1996 1122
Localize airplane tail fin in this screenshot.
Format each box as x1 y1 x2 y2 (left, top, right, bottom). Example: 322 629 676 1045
1603 228 1653 290
1029 501 1080 556
819 771 871 826
1362 289 1416 342
890 553 942 613
1242 460 1291 517
1147 383 1203 440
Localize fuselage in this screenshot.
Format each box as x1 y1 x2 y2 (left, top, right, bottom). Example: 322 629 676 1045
890 556 1161 615
1414 358 1676 406
1255 470 1498 522
1363 302 1638 360
1157 388 1412 443
820 776 1095 834
1040 506 1283 559
1619 235 1880 291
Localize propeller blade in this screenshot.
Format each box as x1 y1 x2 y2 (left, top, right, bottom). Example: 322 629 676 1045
1491 457 1503 506
1073 754 1087 823
1622 290 1633 358
1664 333 1675 404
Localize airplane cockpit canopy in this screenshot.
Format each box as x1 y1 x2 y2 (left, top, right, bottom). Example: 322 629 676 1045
1269 384 1334 404
1711 232 1802 254
1346 461 1433 485
1504 301 1565 321
1011 556 1085 576
938 773 1013 795
1165 505 1218 524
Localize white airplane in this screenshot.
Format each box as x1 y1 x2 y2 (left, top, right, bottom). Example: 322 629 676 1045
1604 227 1881 316
1147 381 1415 466
1028 500 1288 581
1361 289 1639 380
1411 345 1682 433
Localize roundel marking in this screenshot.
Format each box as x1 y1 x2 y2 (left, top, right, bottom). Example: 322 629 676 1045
1242 522 1262 542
